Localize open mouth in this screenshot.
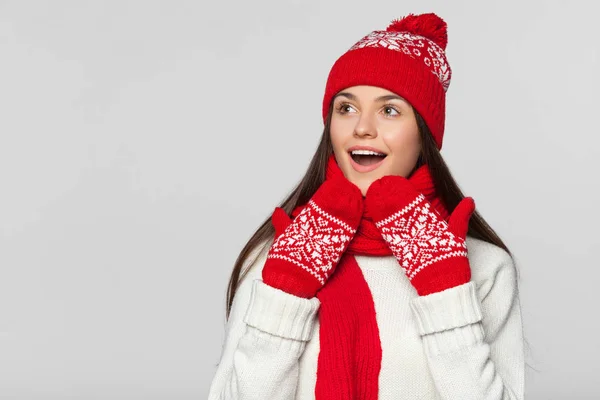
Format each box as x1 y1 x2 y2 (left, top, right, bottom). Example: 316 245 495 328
348 149 387 172
350 153 386 166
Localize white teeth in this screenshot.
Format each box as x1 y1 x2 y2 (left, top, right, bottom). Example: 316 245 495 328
350 149 386 156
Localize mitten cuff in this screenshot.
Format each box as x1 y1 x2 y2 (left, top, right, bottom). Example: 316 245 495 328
409 282 482 335
244 279 321 341
410 256 471 296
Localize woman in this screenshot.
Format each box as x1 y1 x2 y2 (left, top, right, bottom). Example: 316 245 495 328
208 13 524 399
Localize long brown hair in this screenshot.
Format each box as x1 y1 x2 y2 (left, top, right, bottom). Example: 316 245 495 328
225 103 518 320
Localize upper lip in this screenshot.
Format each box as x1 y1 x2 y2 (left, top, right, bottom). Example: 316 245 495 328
347 145 387 155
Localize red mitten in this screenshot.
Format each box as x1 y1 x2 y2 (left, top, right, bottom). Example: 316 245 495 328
365 176 476 296
262 176 364 298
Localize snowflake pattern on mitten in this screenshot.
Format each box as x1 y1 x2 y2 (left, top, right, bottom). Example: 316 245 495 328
375 193 467 280
267 199 356 285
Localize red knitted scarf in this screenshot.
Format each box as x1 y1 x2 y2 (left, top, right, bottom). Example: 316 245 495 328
291 154 449 399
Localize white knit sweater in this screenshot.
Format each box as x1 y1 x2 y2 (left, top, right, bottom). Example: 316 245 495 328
208 235 525 399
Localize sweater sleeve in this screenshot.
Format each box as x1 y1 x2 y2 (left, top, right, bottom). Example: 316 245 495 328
207 241 321 400
409 248 525 400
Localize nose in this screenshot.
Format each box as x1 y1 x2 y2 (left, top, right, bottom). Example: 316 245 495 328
353 113 377 138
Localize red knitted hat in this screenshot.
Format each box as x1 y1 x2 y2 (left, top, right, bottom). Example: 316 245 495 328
322 13 452 150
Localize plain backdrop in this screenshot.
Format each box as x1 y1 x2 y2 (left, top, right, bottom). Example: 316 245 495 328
0 0 599 399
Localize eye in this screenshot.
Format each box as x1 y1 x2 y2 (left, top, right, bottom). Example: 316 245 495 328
336 102 357 114
382 105 400 117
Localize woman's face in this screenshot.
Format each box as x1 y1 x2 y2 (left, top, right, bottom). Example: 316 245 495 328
330 85 422 196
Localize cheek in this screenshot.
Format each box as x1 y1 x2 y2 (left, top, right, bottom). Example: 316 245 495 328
329 118 352 150
383 131 419 152
381 128 421 173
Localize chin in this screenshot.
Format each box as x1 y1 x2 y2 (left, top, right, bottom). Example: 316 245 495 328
342 164 385 186
348 174 376 196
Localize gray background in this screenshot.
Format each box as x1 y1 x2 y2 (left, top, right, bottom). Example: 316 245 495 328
0 0 598 399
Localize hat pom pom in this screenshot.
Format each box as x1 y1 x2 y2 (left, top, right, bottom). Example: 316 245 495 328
386 13 448 49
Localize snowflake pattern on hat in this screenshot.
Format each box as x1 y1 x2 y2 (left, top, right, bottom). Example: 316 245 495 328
349 31 451 91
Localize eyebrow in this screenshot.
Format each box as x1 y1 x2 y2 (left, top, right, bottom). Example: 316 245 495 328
335 92 407 103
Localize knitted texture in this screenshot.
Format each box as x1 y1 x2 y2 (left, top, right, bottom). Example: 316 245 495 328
315 254 382 399
207 236 525 399
289 154 453 399
365 174 476 296
321 13 451 149
301 154 450 256
262 172 363 298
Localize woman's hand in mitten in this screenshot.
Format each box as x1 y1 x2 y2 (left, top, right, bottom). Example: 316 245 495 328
262 176 364 298
365 175 476 296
